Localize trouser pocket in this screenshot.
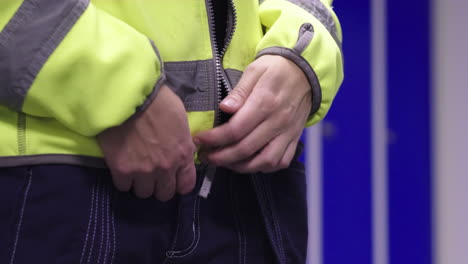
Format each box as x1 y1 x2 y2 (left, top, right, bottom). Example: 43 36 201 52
0 167 32 264
252 142 308 264
165 188 202 260
0 165 107 263
0 165 184 264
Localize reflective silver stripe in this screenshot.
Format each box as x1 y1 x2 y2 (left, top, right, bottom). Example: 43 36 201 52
164 59 217 112
259 0 341 50
0 0 90 111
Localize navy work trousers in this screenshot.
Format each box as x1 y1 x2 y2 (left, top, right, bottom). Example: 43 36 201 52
0 152 307 263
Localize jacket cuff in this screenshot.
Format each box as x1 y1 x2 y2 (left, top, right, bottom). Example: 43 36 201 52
129 40 166 120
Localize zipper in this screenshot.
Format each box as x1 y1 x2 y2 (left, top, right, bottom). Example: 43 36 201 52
206 0 237 127
199 0 237 198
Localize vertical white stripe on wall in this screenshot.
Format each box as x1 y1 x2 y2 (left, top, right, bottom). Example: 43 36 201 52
371 0 389 263
306 125 323 264
433 0 468 263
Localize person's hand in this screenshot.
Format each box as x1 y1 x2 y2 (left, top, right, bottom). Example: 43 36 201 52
97 85 196 201
195 55 312 173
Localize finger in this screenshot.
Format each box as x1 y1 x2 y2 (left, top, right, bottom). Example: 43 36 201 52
278 139 299 169
176 162 197 195
110 169 133 193
219 62 266 114
194 110 264 148
154 171 177 202
203 116 284 166
195 73 278 147
226 134 293 173
132 175 155 199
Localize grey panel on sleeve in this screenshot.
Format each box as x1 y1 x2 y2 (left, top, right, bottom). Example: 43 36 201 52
0 0 90 111
285 0 338 40
259 0 341 51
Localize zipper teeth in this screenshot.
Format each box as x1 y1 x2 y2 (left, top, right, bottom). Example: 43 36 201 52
221 0 237 93
205 0 221 125
207 0 237 126
220 0 237 59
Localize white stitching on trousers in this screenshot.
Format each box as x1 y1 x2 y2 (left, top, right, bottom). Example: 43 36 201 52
9 169 33 264
79 178 97 264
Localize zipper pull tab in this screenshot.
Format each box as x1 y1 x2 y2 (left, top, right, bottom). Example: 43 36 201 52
198 165 216 198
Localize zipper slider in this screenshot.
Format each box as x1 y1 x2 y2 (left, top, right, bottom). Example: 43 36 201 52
198 164 216 198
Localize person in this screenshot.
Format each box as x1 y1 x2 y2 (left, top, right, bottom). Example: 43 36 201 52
0 0 343 263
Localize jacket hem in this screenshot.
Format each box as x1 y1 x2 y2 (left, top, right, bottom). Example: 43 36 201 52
0 154 106 168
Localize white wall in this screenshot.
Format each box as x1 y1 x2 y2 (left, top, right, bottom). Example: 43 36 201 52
433 0 468 263
306 125 323 264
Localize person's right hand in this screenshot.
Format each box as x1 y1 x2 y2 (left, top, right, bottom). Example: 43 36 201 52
97 84 196 201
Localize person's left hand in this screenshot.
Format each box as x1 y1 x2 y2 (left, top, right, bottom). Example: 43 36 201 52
194 55 312 173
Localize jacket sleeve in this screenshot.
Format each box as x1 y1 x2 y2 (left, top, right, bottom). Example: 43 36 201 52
257 0 344 126
0 0 164 136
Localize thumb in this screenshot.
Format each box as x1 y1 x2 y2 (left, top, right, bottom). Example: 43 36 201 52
220 64 265 114
220 88 249 114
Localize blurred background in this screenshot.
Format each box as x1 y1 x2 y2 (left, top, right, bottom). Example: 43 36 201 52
303 0 468 263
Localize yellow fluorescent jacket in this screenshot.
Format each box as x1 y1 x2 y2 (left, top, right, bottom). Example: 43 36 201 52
0 0 343 167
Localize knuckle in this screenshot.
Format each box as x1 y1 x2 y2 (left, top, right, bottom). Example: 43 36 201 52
179 145 194 161
169 143 195 165
157 158 173 172
246 63 260 74
259 93 280 113
270 69 285 83
277 109 293 125
232 87 248 101
114 163 133 176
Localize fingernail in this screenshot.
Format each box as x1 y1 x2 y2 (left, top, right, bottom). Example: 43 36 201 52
221 98 238 108
193 137 201 145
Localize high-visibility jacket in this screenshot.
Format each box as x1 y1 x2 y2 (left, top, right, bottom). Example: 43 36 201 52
0 0 343 167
